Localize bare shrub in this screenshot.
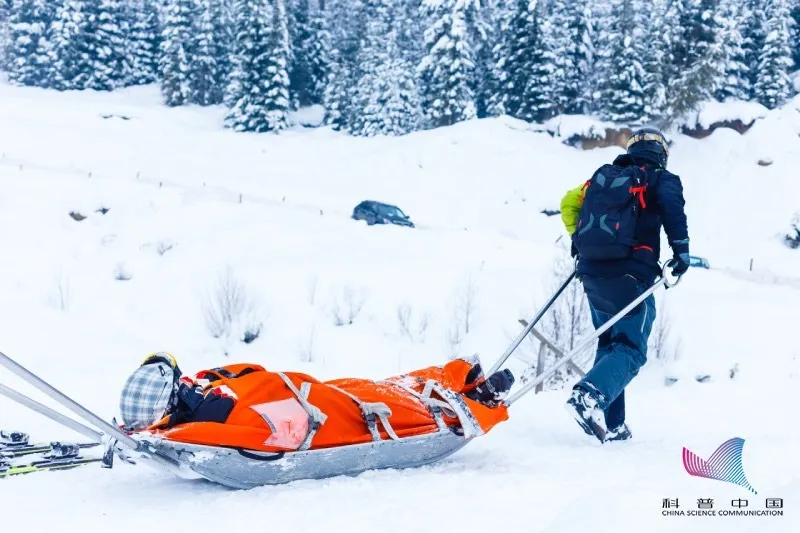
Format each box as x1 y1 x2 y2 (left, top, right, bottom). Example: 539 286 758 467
453 274 478 335
330 285 367 326
202 267 264 340
156 240 176 256
49 272 71 311
536 247 592 388
307 275 319 306
784 214 800 249
299 322 317 363
397 303 430 343
114 263 132 281
648 299 679 362
446 317 465 358
241 308 264 344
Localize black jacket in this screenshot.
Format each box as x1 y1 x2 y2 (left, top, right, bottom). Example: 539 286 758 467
577 152 689 284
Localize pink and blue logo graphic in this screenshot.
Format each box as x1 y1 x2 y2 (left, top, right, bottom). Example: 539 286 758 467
682 437 757 494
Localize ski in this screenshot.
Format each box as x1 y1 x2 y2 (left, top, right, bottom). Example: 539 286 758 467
0 441 102 477
0 431 99 458
0 456 102 477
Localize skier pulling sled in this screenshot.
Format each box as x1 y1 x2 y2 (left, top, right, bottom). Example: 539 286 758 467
0 264 681 489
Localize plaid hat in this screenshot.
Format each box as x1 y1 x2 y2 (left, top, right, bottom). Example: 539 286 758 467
119 361 179 430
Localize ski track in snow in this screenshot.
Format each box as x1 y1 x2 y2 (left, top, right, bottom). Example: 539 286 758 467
0 84 798 532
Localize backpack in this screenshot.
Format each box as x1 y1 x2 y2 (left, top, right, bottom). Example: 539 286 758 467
572 164 653 260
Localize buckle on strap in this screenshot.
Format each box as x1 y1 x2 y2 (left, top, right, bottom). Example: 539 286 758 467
277 373 327 451
381 379 449 431
422 380 484 439
328 385 400 441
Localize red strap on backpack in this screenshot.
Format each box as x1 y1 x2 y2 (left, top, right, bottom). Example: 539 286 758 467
630 185 647 209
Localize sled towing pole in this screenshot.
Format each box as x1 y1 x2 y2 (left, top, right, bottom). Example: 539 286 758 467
0 351 184 475
488 269 577 376
0 382 102 442
505 264 681 406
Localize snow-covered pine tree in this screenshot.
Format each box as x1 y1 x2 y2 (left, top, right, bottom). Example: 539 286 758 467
522 0 557 123
641 0 670 123
81 0 130 90
550 0 594 115
716 0 750 102
323 0 365 129
493 0 556 123
50 0 85 90
189 0 220 105
600 0 646 123
0 0 12 71
741 0 765 99
6 0 55 87
668 0 725 118
350 0 420 136
754 0 794 109
418 0 478 128
484 4 510 117
290 0 330 107
464 0 493 118
160 0 193 106
263 0 291 129
791 0 800 69
289 0 313 107
210 0 234 98
226 0 290 132
127 0 160 85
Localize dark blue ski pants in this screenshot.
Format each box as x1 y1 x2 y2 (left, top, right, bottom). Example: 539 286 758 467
576 275 656 430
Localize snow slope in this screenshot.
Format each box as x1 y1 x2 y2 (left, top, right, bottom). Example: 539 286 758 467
0 83 799 532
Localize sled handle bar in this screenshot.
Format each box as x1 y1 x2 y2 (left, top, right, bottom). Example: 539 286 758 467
0 382 103 442
487 269 577 377
504 263 681 406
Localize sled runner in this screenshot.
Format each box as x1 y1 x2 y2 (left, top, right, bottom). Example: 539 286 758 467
0 264 680 489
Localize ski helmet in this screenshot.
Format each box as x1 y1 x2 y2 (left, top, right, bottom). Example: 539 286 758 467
119 352 182 430
626 127 670 168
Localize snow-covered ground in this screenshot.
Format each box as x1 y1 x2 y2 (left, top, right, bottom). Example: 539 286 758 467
0 82 799 532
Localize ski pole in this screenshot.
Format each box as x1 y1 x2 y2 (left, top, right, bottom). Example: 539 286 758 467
0 351 139 449
0 382 102 442
504 264 681 405
488 269 576 376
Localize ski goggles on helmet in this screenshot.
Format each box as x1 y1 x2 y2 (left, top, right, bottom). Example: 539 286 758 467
626 131 669 158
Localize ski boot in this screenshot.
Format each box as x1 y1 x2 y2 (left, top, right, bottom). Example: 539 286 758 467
604 423 632 443
565 387 607 443
0 431 29 448
43 442 81 461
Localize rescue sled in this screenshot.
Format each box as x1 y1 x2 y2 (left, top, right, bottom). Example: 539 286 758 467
0 264 680 489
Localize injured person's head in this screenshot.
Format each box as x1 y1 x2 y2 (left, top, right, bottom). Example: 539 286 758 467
119 352 182 430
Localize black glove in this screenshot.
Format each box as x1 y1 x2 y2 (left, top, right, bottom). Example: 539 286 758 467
466 369 515 407
668 252 691 276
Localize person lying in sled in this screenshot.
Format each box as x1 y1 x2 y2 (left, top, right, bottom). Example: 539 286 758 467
118 352 514 453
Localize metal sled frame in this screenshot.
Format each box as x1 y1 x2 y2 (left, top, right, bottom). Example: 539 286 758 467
147 429 469 490
0 264 680 488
